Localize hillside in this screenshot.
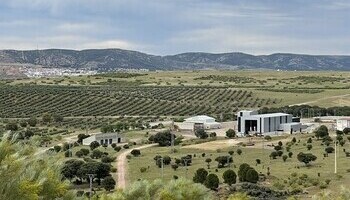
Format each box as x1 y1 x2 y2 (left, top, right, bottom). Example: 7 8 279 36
1 49 350 71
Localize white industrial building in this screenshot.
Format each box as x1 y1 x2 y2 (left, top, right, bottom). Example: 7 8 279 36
237 110 303 135
176 115 221 131
82 132 124 146
336 118 350 131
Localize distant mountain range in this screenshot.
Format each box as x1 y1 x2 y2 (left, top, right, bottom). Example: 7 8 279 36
1 48 350 71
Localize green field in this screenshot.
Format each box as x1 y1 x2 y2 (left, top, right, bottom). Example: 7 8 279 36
127 133 350 198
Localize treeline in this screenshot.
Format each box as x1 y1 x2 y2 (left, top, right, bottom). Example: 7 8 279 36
259 105 350 117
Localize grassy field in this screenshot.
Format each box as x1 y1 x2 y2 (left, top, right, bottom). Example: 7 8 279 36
127 133 350 197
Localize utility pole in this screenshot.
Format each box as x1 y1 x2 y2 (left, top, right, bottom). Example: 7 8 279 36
334 140 337 174
183 158 191 178
87 174 94 200
157 158 164 180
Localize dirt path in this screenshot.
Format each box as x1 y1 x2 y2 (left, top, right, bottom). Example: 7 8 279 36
289 93 350 106
115 143 157 189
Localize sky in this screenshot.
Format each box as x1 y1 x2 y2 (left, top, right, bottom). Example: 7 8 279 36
0 0 350 55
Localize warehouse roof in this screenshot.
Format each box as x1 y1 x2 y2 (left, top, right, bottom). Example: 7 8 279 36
247 113 290 118
185 115 216 122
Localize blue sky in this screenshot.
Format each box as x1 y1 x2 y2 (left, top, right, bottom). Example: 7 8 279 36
0 0 350 55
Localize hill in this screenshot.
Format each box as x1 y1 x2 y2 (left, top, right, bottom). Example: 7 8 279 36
1 49 350 71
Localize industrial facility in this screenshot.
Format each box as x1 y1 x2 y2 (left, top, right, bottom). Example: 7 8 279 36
237 110 303 135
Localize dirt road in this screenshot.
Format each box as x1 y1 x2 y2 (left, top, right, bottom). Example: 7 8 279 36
115 143 157 189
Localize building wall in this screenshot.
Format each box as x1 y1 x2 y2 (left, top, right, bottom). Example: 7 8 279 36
337 119 350 131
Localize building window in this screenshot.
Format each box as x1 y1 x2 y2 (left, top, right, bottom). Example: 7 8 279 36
100 140 103 144
109 139 112 144
105 139 108 144
268 118 271 132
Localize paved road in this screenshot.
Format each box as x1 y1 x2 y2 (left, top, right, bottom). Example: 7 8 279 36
115 143 157 189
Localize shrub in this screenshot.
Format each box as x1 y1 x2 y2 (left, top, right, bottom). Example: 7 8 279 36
274 146 282 151
193 168 208 184
80 148 90 156
226 129 236 138
256 159 261 165
101 156 115 163
245 168 259 183
223 169 237 185
75 150 84 158
307 144 312 150
238 163 251 182
171 164 178 171
325 147 335 153
90 141 100 150
270 151 278 159
282 155 288 162
53 145 62 152
163 156 172 165
114 146 122 152
90 149 103 159
195 129 208 139
131 149 141 157
264 135 272 140
204 174 219 190
111 143 117 148
228 150 234 156
237 149 242 155
297 152 317 166
307 138 312 143
288 152 293 158
123 144 129 149
101 176 116 191
140 167 147 173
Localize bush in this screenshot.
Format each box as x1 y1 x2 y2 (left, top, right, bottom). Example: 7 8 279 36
152 130 177 146
91 149 103 159
223 169 237 185
270 151 278 159
80 148 90 156
131 149 141 157
226 129 236 138
297 152 317 165
111 143 117 148
288 152 293 158
171 164 178 171
90 141 100 150
123 144 129 149
307 144 312 150
163 156 172 165
264 135 272 140
237 149 242 155
245 168 259 183
53 145 62 152
140 167 147 173
204 174 219 190
193 168 208 184
195 129 208 139
209 132 217 138
101 176 116 191
256 159 261 165
307 138 312 143
75 150 84 158
282 155 288 162
114 146 122 152
238 163 251 182
315 125 329 139
325 146 335 153
101 156 115 163
274 145 282 151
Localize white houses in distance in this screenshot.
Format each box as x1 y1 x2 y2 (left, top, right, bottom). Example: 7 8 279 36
82 132 124 146
237 110 303 135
